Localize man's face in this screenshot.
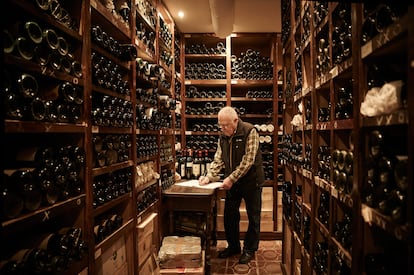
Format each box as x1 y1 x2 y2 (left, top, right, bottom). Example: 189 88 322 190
218 116 238 137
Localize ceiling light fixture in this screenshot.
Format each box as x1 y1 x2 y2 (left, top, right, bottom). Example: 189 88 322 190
209 0 234 38
178 11 184 18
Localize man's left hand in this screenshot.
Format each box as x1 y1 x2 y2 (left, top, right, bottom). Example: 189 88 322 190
222 177 233 190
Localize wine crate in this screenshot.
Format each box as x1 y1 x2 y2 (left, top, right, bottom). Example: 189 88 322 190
137 213 158 267
96 236 128 275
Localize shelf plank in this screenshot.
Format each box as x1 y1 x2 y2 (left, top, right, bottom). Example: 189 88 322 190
361 109 409 127
5 120 86 133
94 218 135 252
8 0 82 41
332 119 354 130
315 121 332 131
185 80 227 85
185 54 226 59
4 55 84 85
92 160 134 176
93 192 132 217
185 98 226 102
90 0 130 38
230 79 273 86
2 195 86 234
91 126 133 134
331 237 352 268
230 97 273 102
361 204 411 241
331 188 353 208
361 13 409 59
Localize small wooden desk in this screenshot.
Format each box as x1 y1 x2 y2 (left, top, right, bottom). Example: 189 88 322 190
162 184 218 273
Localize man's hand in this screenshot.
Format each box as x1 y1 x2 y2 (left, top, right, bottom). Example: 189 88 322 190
198 176 210 185
222 177 233 190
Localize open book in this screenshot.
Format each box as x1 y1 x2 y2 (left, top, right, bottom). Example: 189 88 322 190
176 180 223 190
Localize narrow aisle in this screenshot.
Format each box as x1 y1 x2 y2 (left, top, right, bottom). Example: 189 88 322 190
210 240 283 275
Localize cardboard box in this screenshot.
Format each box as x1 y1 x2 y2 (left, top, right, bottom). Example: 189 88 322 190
158 236 202 269
159 251 205 275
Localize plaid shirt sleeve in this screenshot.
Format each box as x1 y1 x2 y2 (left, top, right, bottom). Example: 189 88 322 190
227 128 259 183
206 139 224 182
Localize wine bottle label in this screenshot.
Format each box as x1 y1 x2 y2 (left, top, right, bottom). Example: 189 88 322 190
193 164 200 177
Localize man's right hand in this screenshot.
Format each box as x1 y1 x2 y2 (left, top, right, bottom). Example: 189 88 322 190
198 176 210 185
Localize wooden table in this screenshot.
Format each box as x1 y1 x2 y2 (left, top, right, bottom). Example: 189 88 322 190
162 184 218 273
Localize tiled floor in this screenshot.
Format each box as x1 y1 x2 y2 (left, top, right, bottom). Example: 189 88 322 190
209 240 283 275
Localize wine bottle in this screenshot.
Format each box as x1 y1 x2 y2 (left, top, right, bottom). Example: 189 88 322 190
0 259 24 275
17 73 38 99
15 36 36 60
369 130 384 159
58 227 88 261
1 173 24 219
36 167 59 205
3 29 15 54
204 149 212 173
185 148 193 179
8 248 48 274
394 155 408 191
192 150 201 179
178 150 186 178
10 169 42 212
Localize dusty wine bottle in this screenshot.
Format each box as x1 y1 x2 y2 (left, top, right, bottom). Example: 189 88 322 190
1 173 24 219
10 169 42 212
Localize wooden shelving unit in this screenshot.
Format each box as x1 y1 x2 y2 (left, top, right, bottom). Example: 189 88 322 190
2 0 178 274
177 32 284 239
280 1 413 275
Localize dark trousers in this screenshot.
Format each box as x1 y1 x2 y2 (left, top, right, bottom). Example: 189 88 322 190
223 186 262 252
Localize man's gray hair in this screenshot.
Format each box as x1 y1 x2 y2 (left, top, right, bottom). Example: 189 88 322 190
218 106 238 119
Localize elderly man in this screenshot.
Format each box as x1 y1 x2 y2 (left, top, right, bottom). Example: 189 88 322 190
199 106 264 264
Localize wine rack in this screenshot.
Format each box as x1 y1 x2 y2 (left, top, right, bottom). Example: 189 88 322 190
281 1 413 275
176 32 284 238
2 0 179 274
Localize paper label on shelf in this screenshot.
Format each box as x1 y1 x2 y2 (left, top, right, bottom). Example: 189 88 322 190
361 204 373 226
361 41 373 59
330 66 338 78
331 188 338 199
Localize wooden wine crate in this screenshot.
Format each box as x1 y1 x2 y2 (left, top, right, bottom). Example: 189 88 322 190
96 236 128 275
216 186 275 232
139 253 160 275
216 187 274 214
137 213 158 267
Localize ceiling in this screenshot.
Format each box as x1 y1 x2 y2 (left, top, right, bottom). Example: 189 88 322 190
161 0 282 35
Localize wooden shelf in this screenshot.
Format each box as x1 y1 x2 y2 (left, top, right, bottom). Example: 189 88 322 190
281 2 413 275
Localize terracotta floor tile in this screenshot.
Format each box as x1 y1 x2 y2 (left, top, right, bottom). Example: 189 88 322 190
210 240 283 275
